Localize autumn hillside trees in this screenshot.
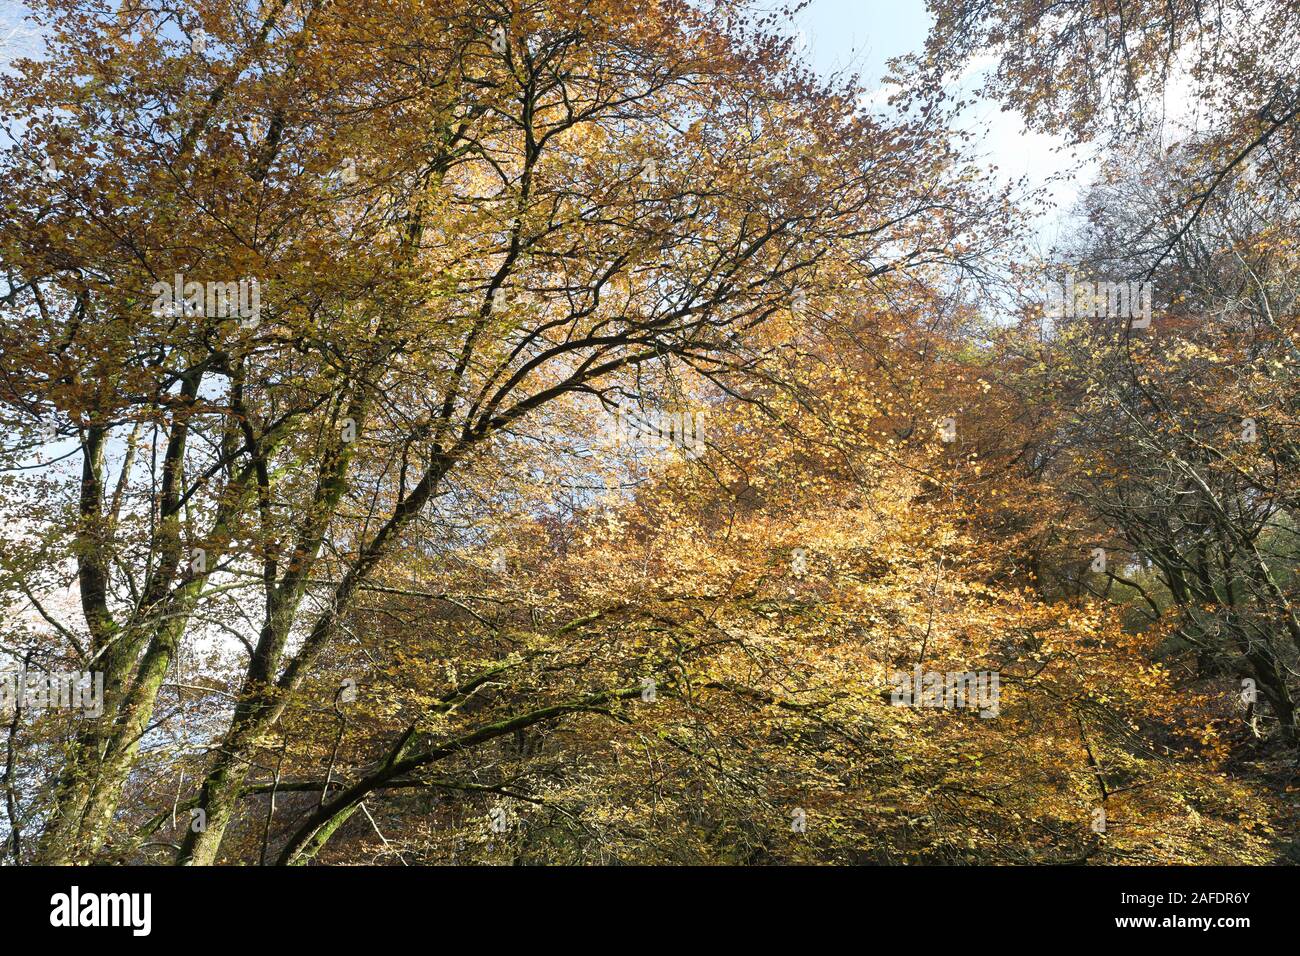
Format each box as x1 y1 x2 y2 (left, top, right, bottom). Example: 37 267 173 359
0 0 1003 863
920 0 1300 267
131 284 1285 864
1033 154 1300 749
0 0 1291 868
920 0 1300 764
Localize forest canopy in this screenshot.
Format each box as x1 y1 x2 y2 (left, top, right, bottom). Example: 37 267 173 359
0 0 1296 866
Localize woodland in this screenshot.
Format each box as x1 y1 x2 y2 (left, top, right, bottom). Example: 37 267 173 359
0 0 1297 865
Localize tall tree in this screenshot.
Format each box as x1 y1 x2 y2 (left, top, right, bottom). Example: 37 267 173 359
0 0 996 863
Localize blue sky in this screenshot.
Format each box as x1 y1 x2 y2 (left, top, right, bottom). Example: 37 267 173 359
0 0 38 59
787 0 1094 250
788 0 931 80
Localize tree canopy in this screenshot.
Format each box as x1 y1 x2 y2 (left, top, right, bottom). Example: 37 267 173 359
0 0 1295 866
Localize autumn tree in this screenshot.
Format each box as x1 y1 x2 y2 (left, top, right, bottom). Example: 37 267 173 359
0 0 1000 863
919 0 1300 269
133 277 1282 865
1024 149 1300 748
